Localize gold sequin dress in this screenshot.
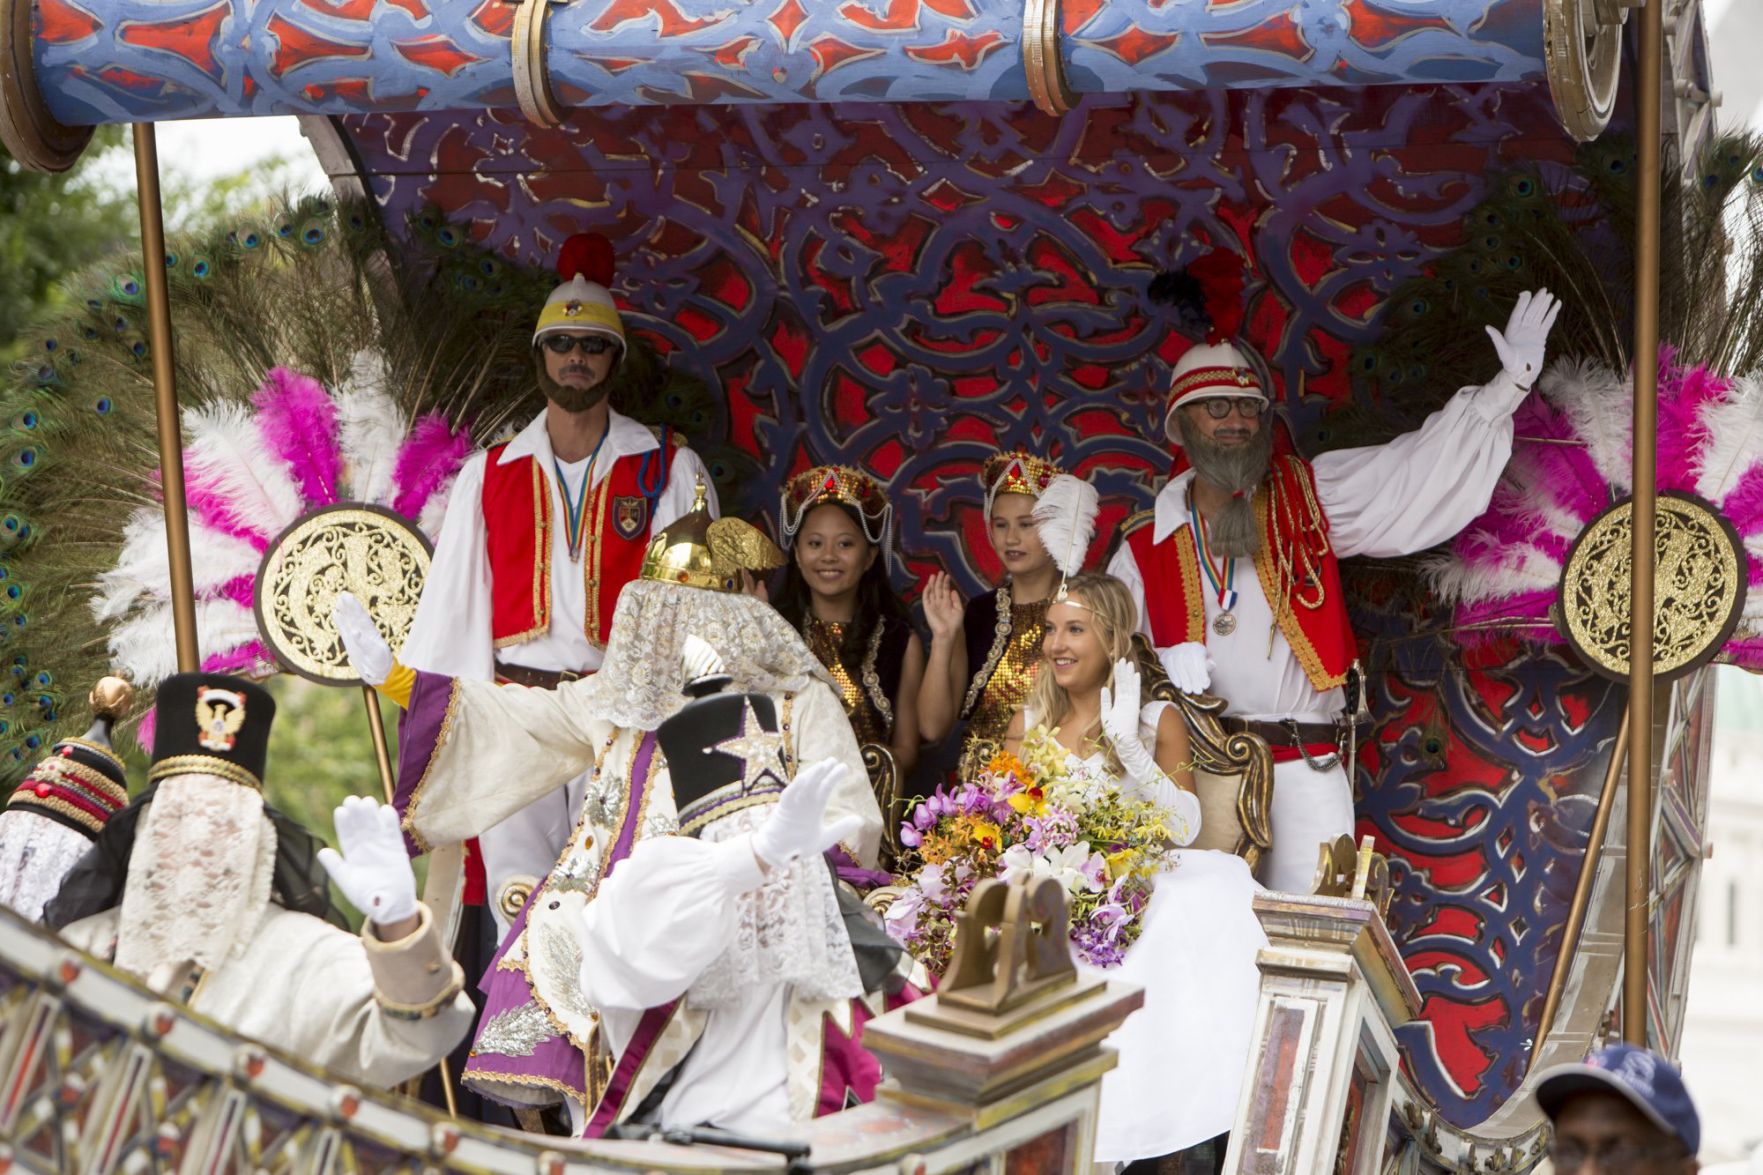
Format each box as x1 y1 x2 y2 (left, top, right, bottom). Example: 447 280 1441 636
802 615 911 747
959 588 1049 760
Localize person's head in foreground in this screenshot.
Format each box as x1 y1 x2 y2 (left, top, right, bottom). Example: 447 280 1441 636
1535 1043 1699 1174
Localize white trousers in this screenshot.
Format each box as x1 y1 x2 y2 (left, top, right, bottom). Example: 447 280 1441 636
1255 758 1355 894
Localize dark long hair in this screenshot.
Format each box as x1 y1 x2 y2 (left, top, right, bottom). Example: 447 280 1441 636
772 501 910 660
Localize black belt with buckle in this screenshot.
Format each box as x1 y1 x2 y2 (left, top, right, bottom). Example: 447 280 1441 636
1221 716 1343 747
494 661 586 689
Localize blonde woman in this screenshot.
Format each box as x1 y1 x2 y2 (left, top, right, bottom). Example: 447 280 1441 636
1002 572 1266 1170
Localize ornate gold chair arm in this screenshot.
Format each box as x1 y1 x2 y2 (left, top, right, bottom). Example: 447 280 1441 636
1131 634 1275 869
862 742 903 869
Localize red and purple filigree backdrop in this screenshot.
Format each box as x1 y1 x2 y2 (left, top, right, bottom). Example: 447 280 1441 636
332 83 1628 1125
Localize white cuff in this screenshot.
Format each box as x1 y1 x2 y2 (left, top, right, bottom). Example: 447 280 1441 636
709 835 768 895
1471 370 1528 423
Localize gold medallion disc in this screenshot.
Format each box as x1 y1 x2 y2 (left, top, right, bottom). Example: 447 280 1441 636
254 504 432 684
1558 492 1746 681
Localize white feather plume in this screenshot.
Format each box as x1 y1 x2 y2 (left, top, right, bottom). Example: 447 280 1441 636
92 508 260 622
417 471 461 542
104 598 263 689
1539 358 1631 494
180 401 306 542
1031 474 1099 578
336 349 407 508
1423 542 1560 604
1695 374 1763 504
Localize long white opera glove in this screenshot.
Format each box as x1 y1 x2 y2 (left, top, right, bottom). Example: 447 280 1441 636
317 796 420 927
1484 288 1562 389
1099 660 1160 785
1101 660 1201 844
751 758 865 870
1158 642 1212 694
333 592 393 687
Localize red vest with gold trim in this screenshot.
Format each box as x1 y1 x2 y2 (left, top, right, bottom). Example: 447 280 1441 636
1125 454 1357 692
480 429 678 650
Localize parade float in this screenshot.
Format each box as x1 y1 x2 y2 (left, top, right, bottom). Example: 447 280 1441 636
0 0 1743 1170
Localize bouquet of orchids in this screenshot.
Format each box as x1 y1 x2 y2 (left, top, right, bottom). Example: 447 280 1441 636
884 725 1183 972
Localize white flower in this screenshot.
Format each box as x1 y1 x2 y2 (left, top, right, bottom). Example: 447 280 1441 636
1000 841 1100 895
884 887 925 937
1048 842 1104 894
916 863 950 903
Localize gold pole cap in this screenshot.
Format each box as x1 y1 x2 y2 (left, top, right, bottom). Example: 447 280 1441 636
89 676 136 721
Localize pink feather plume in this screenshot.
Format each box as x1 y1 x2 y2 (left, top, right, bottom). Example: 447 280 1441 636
254 367 342 507
391 413 472 521
1655 350 1730 494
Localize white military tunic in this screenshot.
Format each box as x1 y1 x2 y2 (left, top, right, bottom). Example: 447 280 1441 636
1108 372 1528 891
61 903 473 1090
400 409 713 933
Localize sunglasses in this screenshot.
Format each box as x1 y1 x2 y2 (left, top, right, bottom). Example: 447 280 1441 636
542 334 616 356
1194 397 1264 420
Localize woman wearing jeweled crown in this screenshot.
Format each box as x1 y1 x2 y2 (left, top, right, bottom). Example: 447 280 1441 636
917 450 1071 768
999 572 1265 1168
773 466 926 782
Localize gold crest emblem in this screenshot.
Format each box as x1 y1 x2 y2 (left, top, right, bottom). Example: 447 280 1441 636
195 686 247 752
613 495 648 540
563 300 584 317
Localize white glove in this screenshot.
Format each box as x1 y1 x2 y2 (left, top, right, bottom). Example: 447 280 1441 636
317 796 419 927
1158 642 1212 694
333 591 393 687
1484 288 1561 388
752 758 865 870
1099 659 1159 784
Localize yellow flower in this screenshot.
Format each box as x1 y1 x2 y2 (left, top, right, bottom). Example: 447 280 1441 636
1105 848 1139 880
953 814 1003 853
1007 784 1049 818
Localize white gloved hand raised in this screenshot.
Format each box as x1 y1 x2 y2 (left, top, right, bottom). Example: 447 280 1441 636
333 592 393 687
317 796 419 928
1158 642 1212 694
1485 288 1562 388
751 758 865 870
1099 659 1159 784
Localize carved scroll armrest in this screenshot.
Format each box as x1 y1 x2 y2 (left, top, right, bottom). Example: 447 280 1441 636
1131 634 1275 868
862 742 903 866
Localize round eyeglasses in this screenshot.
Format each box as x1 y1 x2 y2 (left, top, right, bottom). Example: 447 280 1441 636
542 334 616 356
1195 397 1264 420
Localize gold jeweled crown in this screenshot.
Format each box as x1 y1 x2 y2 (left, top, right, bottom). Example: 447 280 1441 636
982 450 1062 499
640 481 786 592
780 465 892 545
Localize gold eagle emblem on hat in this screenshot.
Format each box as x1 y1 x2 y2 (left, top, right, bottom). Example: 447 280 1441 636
195 686 247 752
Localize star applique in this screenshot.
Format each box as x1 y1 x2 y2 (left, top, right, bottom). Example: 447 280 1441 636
707 698 788 793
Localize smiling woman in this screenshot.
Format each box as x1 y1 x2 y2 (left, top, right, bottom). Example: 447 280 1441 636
773 465 926 797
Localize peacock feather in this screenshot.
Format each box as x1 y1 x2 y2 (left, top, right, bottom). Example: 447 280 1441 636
1322 133 1763 456
0 194 724 773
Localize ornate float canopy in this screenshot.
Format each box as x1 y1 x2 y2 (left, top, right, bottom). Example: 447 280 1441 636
0 0 1733 1159
0 0 1715 170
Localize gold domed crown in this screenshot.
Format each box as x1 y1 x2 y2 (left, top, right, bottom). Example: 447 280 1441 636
640 481 786 592
780 465 891 545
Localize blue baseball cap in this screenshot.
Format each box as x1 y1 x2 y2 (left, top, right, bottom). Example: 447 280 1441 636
1533 1044 1700 1156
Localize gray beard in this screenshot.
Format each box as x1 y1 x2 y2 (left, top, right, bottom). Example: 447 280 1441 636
1175 418 1272 559
535 356 610 414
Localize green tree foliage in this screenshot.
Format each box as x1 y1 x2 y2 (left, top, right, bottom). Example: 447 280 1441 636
0 130 137 364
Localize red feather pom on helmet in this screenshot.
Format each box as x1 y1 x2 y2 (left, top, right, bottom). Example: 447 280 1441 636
556 232 615 287
1182 249 1246 345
